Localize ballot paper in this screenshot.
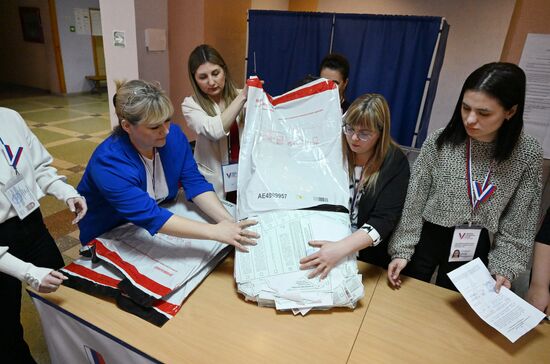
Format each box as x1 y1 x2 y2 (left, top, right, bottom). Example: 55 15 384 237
447 258 546 343
235 210 364 313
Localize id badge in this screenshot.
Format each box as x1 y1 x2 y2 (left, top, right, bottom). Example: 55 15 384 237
3 173 39 219
449 225 482 262
222 163 238 193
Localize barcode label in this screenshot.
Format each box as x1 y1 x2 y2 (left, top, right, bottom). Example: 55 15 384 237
313 196 329 202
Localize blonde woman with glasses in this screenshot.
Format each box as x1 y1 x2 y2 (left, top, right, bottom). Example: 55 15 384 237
77 80 257 251
299 94 410 278
182 44 247 202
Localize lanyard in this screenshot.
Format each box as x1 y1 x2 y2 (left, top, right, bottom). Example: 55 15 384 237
139 148 156 195
350 166 363 226
466 138 496 213
0 137 23 174
228 121 239 163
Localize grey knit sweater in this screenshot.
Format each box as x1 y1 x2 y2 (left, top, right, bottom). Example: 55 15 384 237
388 129 543 280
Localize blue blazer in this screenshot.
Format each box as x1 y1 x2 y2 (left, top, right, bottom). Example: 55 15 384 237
77 123 213 244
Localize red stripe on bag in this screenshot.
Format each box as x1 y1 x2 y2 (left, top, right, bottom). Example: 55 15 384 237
63 262 120 288
153 299 182 316
246 78 337 106
93 239 172 297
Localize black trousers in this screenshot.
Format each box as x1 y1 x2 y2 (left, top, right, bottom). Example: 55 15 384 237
0 209 64 364
403 221 491 291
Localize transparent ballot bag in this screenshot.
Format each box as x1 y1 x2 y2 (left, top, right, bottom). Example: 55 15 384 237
235 78 363 314
237 77 349 219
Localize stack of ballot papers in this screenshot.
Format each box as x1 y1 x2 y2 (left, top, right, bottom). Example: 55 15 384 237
61 193 231 326
235 210 364 315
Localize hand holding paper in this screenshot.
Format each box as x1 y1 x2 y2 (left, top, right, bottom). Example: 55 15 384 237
448 258 545 343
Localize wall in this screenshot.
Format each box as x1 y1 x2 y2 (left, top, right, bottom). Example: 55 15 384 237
316 0 516 135
499 0 550 206
167 0 204 138
0 0 55 90
204 0 250 85
56 0 100 93
501 0 550 63
134 0 170 93
251 0 289 10
289 0 317 11
99 0 139 128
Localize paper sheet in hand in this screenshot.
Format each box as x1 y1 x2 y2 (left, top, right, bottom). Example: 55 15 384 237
447 258 545 343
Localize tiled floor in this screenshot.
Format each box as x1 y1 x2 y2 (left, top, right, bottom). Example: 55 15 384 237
0 89 111 364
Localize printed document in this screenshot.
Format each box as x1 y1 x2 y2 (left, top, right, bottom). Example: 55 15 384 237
448 258 545 343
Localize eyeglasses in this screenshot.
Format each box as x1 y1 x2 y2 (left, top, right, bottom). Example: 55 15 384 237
342 125 375 141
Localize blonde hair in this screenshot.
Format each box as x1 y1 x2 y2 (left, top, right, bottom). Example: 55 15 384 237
112 79 173 134
343 94 395 192
187 44 241 118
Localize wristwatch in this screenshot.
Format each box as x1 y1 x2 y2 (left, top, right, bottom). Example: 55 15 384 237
360 223 381 247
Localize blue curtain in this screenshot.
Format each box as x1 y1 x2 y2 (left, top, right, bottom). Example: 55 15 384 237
332 14 442 145
247 11 446 146
247 10 333 96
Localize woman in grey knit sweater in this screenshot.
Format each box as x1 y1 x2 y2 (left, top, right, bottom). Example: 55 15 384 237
387 62 543 292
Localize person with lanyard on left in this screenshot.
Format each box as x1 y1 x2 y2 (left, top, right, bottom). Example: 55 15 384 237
0 107 87 363
386 62 543 292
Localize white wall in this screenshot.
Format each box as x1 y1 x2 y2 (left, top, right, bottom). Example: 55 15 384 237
56 0 100 93
317 0 516 135
99 0 139 128
134 0 170 94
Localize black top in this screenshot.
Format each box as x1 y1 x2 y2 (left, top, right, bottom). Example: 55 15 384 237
536 207 550 245
342 99 351 114
356 144 411 267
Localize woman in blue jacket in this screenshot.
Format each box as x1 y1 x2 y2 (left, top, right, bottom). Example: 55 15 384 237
78 80 257 251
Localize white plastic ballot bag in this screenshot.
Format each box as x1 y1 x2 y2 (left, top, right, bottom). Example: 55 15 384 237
237 77 349 219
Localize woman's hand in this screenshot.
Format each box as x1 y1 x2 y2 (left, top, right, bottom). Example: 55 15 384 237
526 284 550 314
494 274 511 293
299 240 348 279
212 219 259 252
239 84 249 102
388 258 408 288
38 270 68 293
67 196 87 224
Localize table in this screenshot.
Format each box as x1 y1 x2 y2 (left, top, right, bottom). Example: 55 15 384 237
30 258 550 363
85 75 106 94
30 257 384 364
348 275 550 363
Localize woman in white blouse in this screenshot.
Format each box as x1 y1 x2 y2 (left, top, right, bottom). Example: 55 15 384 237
182 44 247 201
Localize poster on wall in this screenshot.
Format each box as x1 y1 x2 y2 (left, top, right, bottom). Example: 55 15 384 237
519 33 550 158
90 9 102 36
74 8 91 35
19 7 44 43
